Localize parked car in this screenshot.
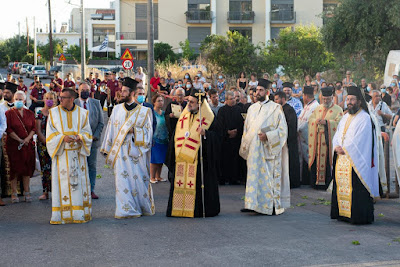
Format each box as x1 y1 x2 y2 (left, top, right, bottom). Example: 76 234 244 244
20 64 32 75
26 65 33 78
7 62 14 73
17 62 28 74
31 65 47 79
11 62 19 74
48 65 62 77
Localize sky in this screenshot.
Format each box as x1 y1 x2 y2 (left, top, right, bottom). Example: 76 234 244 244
0 0 111 40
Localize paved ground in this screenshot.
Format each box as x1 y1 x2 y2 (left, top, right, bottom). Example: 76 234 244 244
1 69 400 266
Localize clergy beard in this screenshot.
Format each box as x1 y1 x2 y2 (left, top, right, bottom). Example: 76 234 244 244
348 103 360 114
119 96 131 103
256 95 266 102
323 101 332 108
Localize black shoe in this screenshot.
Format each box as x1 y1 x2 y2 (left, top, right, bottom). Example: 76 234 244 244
240 208 253 213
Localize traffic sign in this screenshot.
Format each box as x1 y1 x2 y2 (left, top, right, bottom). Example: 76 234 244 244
59 54 66 61
122 59 133 70
120 48 133 60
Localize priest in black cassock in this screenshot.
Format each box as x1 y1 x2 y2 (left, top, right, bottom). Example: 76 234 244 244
274 91 300 188
166 89 221 218
331 86 379 224
217 91 244 185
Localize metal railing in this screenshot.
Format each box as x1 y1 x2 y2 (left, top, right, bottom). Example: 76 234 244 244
227 11 255 24
270 10 296 24
116 32 147 41
186 10 212 23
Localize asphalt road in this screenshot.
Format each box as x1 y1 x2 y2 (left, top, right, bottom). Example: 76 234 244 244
1 69 400 266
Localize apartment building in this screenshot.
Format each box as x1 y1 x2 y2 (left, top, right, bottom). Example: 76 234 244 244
112 0 338 57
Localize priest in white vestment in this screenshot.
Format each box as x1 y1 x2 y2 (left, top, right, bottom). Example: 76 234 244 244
239 79 290 215
391 118 400 186
331 86 379 224
298 86 319 185
46 88 93 224
101 77 154 219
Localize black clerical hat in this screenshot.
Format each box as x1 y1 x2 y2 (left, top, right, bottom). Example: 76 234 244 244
5 81 17 93
321 86 334 97
0 81 5 90
257 79 272 89
122 77 138 90
189 88 206 102
303 86 314 95
282 82 294 88
347 86 362 99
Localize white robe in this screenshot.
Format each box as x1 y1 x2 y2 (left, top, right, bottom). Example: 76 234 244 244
240 100 290 215
298 99 319 161
46 105 93 224
332 110 379 197
392 121 400 184
101 103 155 218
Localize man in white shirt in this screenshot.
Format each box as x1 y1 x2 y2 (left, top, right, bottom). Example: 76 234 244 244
368 90 393 132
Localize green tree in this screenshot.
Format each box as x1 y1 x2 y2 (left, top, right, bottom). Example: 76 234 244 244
154 42 177 62
0 35 34 65
265 25 335 79
179 39 196 61
66 44 90 63
200 31 264 76
322 0 400 77
37 38 67 62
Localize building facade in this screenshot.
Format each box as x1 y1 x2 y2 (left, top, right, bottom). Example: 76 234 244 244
110 0 338 57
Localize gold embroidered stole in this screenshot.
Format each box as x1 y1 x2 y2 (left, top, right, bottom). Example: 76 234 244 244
106 105 146 168
171 103 214 217
309 105 342 185
335 110 360 218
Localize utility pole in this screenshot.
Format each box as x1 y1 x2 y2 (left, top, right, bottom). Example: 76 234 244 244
18 22 21 43
34 17 37 65
48 0 54 66
26 17 29 54
80 0 86 80
147 0 154 100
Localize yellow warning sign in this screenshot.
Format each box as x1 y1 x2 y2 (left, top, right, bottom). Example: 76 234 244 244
120 48 133 60
59 54 66 61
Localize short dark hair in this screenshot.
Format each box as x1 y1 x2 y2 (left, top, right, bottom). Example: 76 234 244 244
62 88 77 98
208 89 217 96
251 72 257 77
275 91 286 100
335 81 343 86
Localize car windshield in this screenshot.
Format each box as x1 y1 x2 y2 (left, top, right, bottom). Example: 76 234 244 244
23 64 29 68
35 66 46 70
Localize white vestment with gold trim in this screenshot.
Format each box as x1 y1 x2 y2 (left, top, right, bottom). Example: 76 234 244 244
46 105 93 224
239 100 290 215
101 103 155 218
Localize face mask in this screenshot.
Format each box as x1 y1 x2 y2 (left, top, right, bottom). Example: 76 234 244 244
45 100 54 107
15 100 24 109
197 74 201 77
367 86 371 92
178 84 182 87
218 76 223 79
381 89 387 94
137 95 145 104
295 83 299 88
335 85 341 90
186 84 192 89
185 75 189 79
81 91 90 99
391 83 396 87
272 84 277 89
208 85 212 89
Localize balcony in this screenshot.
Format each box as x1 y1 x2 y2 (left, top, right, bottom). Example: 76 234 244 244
116 32 147 41
270 11 296 24
227 11 255 24
186 10 213 24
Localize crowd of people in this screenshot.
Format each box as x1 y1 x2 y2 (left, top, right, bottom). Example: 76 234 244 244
1 67 400 226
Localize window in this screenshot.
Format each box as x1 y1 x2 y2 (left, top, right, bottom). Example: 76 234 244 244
229 0 252 12
271 27 285 40
93 27 115 47
136 3 158 40
188 0 210 10
188 27 211 53
229 27 252 42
